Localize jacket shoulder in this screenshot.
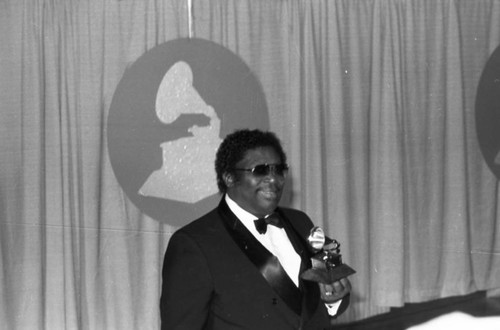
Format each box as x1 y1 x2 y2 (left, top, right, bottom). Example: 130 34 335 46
277 207 316 236
172 207 224 239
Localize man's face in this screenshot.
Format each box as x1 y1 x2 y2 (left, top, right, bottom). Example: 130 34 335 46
225 146 286 218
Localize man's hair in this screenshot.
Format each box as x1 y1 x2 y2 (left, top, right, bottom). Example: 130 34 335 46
215 129 287 193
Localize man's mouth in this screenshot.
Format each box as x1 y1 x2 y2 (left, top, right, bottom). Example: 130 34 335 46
259 189 279 199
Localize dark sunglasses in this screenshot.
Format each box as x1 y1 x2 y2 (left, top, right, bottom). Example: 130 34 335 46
234 163 289 177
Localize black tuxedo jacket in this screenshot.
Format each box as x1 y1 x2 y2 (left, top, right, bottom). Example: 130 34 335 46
160 198 348 329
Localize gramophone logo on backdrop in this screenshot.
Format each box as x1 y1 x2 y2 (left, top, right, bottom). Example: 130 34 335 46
476 44 500 181
108 39 269 226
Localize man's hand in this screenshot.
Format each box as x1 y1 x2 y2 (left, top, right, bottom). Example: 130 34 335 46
319 277 351 303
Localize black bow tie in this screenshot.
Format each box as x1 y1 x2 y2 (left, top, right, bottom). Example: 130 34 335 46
254 213 283 234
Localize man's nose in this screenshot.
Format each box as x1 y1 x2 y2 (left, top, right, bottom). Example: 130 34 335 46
264 169 284 181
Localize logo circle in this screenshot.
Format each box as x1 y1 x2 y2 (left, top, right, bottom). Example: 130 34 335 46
476 44 500 180
108 38 269 225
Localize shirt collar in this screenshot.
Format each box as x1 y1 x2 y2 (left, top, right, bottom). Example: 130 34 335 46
225 194 278 236
225 194 260 223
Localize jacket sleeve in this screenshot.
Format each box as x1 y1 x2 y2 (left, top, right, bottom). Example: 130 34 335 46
160 230 214 330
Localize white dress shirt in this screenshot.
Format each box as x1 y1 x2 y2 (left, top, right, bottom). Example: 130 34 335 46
225 195 341 315
225 194 302 286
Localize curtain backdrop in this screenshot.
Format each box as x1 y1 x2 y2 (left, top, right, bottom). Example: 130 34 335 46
1 0 500 328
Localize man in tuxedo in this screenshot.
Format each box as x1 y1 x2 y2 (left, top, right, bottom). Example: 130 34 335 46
160 129 351 329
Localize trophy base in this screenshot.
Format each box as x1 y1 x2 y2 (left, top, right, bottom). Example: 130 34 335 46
300 264 356 284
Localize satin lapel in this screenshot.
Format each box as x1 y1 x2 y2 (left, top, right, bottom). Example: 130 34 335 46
217 200 303 315
275 209 321 321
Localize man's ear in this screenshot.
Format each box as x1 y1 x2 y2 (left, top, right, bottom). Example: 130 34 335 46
223 172 235 188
